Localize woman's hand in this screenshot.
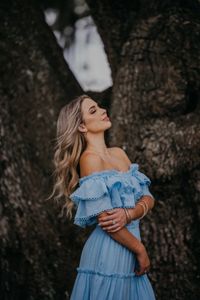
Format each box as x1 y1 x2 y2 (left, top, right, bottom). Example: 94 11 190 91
98 208 127 232
134 244 151 276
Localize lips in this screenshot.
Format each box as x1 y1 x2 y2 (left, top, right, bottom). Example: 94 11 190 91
103 116 110 121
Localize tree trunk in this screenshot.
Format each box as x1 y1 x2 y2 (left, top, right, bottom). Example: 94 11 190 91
86 1 200 299
0 0 85 299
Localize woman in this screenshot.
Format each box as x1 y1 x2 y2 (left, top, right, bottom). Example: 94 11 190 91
51 94 156 299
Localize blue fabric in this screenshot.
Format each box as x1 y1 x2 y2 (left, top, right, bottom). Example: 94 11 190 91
69 163 156 300
70 163 155 228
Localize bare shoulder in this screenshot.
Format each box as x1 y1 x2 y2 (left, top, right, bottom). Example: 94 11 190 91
79 151 104 177
109 147 131 164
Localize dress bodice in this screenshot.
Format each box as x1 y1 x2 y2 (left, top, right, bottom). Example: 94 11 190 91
70 163 154 228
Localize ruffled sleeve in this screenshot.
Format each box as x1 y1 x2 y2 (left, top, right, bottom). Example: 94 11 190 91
130 164 155 201
69 177 114 228
69 163 155 228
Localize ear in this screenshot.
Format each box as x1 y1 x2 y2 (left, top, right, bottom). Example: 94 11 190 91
78 123 87 133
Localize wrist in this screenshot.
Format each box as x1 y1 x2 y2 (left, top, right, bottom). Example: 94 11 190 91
127 208 135 221
134 242 145 255
124 208 132 224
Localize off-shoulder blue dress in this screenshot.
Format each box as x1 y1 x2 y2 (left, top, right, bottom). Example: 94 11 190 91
69 163 156 300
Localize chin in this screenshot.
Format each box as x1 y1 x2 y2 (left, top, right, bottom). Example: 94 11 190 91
106 121 112 128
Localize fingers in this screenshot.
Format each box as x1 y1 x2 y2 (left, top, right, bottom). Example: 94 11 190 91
106 208 120 214
98 217 126 231
98 212 118 222
98 218 123 232
100 222 120 231
135 265 150 276
98 208 125 230
99 219 119 227
102 208 121 218
99 216 116 223
135 269 148 276
99 219 126 231
98 209 124 225
107 227 121 233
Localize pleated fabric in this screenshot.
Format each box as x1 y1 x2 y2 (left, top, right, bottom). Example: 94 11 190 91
69 163 156 300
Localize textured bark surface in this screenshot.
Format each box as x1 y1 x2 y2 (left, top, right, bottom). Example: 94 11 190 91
0 0 84 299
86 0 138 78
86 1 200 299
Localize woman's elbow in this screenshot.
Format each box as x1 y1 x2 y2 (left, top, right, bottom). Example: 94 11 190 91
150 197 156 209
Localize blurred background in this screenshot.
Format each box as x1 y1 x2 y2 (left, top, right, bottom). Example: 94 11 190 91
44 0 112 91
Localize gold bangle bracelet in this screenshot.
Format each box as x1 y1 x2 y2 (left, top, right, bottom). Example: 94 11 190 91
140 199 149 213
123 208 129 223
126 208 132 223
123 208 131 224
124 208 129 224
137 202 147 219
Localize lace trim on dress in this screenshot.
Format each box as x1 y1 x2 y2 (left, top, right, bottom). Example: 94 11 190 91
74 205 140 226
77 267 137 278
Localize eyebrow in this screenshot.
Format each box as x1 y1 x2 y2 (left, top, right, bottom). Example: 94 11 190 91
88 104 98 112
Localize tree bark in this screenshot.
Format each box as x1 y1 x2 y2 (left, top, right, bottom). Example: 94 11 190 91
0 0 84 299
86 1 200 299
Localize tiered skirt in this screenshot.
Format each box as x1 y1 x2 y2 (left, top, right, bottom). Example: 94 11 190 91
70 220 156 300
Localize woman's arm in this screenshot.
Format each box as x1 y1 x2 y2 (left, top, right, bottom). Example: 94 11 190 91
98 195 155 232
128 195 155 220
97 212 143 253
97 212 151 275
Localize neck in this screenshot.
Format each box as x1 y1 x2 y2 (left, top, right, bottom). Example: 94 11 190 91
86 132 109 155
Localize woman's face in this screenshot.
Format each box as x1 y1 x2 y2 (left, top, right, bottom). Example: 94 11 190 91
79 97 112 133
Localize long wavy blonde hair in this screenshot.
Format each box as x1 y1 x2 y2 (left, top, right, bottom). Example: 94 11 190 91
48 94 90 219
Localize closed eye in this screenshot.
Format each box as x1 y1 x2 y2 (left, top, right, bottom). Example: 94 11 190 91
89 103 103 114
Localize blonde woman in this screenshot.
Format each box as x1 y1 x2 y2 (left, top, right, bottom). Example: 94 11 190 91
51 94 156 299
